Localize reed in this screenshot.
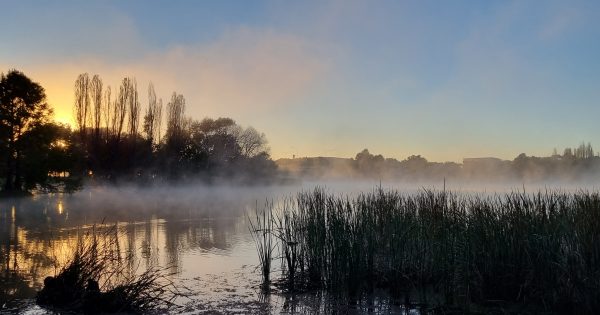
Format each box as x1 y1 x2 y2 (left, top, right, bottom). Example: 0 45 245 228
36 225 182 313
247 201 276 289
250 187 600 313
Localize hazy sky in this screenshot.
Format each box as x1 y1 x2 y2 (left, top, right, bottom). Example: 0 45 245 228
2 0 599 162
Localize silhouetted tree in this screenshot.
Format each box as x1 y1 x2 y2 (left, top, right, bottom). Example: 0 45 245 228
0 70 51 192
114 79 129 142
143 83 162 147
74 73 90 141
20 123 81 192
126 78 140 138
165 92 186 148
90 75 103 143
236 126 269 158
163 92 187 178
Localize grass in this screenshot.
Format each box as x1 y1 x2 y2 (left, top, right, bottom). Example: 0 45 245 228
36 225 183 313
249 186 600 314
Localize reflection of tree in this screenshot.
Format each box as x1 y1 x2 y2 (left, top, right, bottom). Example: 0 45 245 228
1 193 246 304
0 202 62 300
163 218 238 273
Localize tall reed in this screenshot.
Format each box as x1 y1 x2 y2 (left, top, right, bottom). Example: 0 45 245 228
250 187 600 313
247 201 276 288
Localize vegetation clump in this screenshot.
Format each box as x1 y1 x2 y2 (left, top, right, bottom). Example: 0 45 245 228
251 187 600 314
36 226 182 314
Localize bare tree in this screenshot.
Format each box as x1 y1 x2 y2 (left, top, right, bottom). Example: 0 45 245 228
74 73 90 140
90 74 103 143
103 85 112 139
237 126 268 158
156 98 163 144
127 78 140 138
165 92 186 147
143 82 162 146
114 78 130 142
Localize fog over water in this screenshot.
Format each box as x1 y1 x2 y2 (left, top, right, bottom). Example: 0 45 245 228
2 179 600 313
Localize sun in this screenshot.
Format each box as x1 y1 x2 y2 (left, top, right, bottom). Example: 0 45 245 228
53 110 74 127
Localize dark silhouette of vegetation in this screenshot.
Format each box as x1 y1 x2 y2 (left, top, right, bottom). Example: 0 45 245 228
69 72 277 185
36 226 182 313
3 69 600 196
0 70 278 195
278 146 600 183
0 70 79 195
252 187 600 314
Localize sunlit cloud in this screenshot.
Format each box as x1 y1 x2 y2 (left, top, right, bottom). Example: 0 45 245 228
2 27 328 130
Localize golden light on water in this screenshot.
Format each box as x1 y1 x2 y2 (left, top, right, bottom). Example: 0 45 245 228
57 201 64 215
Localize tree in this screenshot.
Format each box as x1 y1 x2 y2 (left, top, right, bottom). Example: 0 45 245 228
236 126 269 158
143 83 162 146
126 78 140 138
20 122 81 192
165 92 186 150
103 85 112 139
190 118 240 170
0 70 52 192
113 79 129 142
90 74 103 143
74 73 90 141
354 149 385 176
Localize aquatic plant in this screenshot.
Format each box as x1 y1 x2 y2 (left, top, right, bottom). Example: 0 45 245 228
273 199 298 285
247 202 276 288
36 225 183 313
251 187 600 313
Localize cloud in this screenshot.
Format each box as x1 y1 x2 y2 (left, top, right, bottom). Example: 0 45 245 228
1 26 329 126
141 27 329 115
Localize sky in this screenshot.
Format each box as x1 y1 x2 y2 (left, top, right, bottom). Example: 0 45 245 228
1 0 599 162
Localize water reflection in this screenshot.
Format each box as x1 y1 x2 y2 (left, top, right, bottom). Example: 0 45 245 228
0 184 427 314
0 191 252 308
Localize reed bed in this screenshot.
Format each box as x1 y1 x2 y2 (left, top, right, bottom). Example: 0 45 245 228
251 187 600 313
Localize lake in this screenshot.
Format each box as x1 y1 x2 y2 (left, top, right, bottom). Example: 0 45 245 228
3 181 592 314
1 182 421 314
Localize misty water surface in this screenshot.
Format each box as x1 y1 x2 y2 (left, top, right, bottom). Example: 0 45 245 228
2 181 596 314
0 182 407 314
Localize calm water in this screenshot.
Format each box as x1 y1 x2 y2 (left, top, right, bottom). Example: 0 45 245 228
3 181 582 314
1 183 420 314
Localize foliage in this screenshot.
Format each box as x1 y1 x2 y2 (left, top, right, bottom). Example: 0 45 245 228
69 72 278 184
0 70 80 194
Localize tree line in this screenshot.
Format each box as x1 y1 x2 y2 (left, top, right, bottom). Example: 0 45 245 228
70 72 277 183
279 147 600 182
352 146 600 182
0 70 278 195
2 69 598 194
